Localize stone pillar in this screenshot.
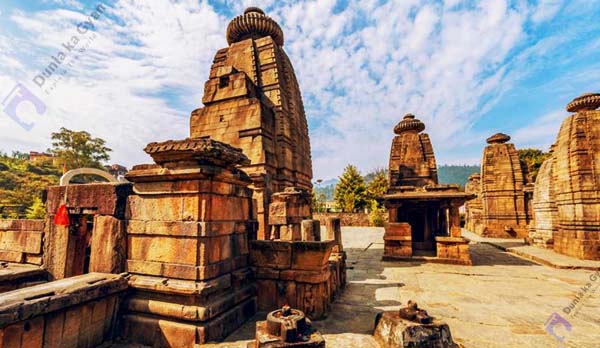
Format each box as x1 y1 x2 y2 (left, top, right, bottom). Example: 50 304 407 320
325 217 343 252
449 204 462 237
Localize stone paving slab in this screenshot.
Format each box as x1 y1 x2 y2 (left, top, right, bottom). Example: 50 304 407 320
202 227 600 348
462 230 600 270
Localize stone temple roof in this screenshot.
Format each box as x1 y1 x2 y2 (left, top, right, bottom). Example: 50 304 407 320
486 132 511 144
393 114 426 134
566 92 600 113
226 7 284 46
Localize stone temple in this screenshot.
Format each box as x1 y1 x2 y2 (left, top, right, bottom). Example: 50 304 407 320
382 114 473 265
464 173 482 235
528 93 600 260
190 7 312 240
478 132 532 238
0 8 348 347
528 144 558 249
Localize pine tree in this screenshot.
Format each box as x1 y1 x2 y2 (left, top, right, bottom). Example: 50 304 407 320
366 170 388 202
334 164 367 212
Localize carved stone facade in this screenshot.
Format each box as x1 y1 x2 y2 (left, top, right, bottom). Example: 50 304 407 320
383 115 473 265
551 93 600 260
479 133 531 238
190 7 313 239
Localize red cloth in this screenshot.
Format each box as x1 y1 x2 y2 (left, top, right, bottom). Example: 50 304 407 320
53 204 70 226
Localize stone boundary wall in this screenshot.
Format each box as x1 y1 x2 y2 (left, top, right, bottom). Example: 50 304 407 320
0 219 45 265
313 213 388 227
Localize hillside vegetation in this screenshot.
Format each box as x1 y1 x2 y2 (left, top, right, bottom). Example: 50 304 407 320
0 153 61 218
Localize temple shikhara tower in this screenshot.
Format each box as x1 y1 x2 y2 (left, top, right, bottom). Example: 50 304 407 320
190 7 312 239
382 114 473 265
528 93 600 260
479 133 531 238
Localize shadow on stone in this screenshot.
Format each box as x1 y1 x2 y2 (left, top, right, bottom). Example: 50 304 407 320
469 243 538 266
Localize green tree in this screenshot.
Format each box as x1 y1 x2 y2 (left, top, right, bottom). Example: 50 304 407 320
366 169 388 202
369 200 386 227
25 197 46 219
518 148 549 183
49 127 112 170
334 165 367 213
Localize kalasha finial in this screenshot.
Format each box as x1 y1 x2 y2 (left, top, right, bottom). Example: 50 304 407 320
244 6 265 15
486 132 511 144
566 92 600 113
393 113 425 134
226 7 284 46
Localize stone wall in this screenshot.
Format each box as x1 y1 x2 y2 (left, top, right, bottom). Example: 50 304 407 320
0 273 126 348
0 219 47 292
0 219 44 265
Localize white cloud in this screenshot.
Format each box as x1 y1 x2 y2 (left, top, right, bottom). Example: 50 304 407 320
0 0 584 180
0 0 227 167
531 0 563 23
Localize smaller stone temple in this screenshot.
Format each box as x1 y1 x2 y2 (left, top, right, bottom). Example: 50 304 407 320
527 145 558 249
478 133 532 238
382 114 473 265
464 173 483 235
527 93 600 260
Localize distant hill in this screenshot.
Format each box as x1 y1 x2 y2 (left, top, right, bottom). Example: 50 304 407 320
437 164 480 187
315 164 480 199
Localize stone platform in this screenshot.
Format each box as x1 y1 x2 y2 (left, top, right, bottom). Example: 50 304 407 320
463 230 600 271
202 227 600 348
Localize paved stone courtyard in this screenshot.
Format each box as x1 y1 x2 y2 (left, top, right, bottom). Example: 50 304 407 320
205 227 600 348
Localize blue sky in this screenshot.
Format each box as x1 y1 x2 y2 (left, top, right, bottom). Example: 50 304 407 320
0 0 599 180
